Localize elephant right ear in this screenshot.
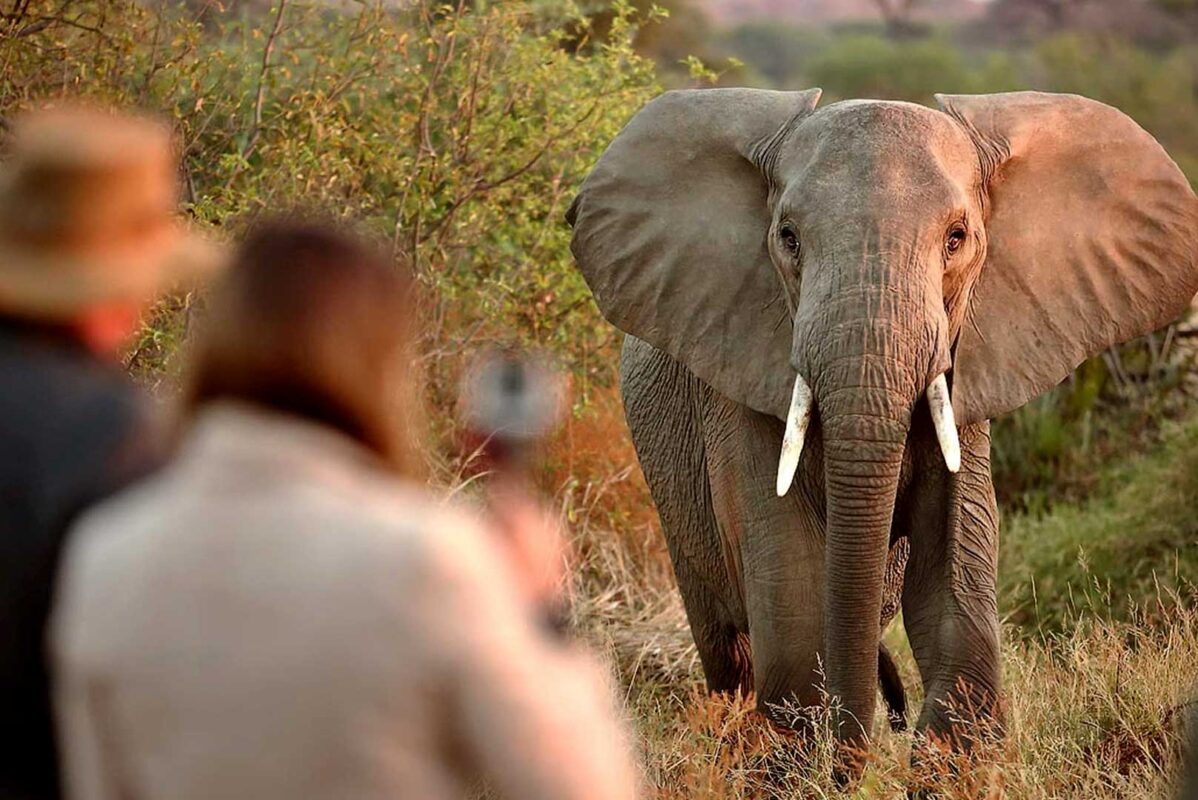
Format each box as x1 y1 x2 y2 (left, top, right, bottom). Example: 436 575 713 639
567 88 822 421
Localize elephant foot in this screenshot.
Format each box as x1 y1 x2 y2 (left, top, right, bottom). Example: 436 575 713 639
918 676 1004 751
908 683 1006 798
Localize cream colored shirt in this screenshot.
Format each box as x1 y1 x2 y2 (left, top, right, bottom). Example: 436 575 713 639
52 402 638 800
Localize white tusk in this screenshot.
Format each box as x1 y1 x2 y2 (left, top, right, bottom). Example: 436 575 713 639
776 373 814 497
926 373 961 473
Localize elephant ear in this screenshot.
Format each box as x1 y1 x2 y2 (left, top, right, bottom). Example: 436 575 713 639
567 88 822 421
936 91 1198 425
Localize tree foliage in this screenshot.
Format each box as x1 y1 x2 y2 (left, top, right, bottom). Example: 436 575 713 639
0 0 659 403
868 0 925 38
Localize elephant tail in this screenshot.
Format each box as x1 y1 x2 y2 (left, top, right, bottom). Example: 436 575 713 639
878 644 907 732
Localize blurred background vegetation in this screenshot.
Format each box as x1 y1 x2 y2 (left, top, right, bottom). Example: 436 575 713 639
3 2 1196 792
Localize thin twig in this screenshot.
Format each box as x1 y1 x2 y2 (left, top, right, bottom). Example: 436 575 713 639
138 11 164 104
182 161 197 208
6 12 109 42
392 0 466 258
242 0 289 162
1158 324 1176 370
1103 347 1131 394
1144 331 1159 374
453 10 492 164
424 103 600 248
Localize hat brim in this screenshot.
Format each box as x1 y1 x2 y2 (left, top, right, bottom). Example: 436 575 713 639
0 227 227 321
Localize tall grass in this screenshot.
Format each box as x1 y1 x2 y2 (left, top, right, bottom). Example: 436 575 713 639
554 394 1198 798
1001 415 1198 636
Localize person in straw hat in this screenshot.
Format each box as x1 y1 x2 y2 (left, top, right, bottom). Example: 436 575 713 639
0 103 222 800
49 219 639 800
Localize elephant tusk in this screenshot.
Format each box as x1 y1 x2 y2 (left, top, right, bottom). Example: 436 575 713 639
776 372 814 497
926 373 961 473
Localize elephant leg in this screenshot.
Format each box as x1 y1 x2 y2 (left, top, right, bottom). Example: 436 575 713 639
899 419 1002 747
880 535 911 732
878 643 907 732
620 337 752 692
701 393 828 720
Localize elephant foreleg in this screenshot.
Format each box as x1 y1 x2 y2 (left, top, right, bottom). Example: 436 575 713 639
899 419 1003 748
701 395 829 720
620 336 753 693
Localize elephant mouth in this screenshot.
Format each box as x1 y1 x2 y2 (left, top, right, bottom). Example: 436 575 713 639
775 371 960 497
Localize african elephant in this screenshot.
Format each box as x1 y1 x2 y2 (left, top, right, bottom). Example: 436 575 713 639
566 89 1198 759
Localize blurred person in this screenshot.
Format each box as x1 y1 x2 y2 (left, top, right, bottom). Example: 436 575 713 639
50 221 639 800
0 105 221 800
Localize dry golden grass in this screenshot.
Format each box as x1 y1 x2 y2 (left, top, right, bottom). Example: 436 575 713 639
552 395 1198 799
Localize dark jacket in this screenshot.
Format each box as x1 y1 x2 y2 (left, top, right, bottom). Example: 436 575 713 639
0 319 162 800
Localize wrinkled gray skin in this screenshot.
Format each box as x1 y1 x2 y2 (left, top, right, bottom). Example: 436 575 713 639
567 89 1198 765
621 337 917 729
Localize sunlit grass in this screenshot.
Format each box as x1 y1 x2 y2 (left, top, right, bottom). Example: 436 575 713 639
556 394 1198 798
1001 415 1198 635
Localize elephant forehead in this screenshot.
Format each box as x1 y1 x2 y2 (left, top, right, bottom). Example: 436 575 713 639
778 101 978 198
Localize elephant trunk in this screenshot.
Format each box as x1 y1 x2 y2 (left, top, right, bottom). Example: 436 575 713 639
790 274 948 761
820 377 909 751
773 230 953 768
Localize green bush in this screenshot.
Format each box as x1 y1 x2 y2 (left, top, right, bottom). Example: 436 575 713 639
991 332 1194 513
805 33 1020 103
1000 414 1198 635
719 23 831 88
0 0 658 402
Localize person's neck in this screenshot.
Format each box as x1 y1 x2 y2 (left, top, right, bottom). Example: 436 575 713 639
0 310 132 361
0 314 88 350
70 303 143 359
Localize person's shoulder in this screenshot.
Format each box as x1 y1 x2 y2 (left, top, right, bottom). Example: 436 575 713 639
348 479 511 590
52 470 175 662
61 469 172 585
0 333 142 421
352 478 487 548
0 335 162 497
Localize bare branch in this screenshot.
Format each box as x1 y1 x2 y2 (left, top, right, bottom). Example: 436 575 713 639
421 103 602 248
242 0 289 162
392 0 468 259
868 0 923 36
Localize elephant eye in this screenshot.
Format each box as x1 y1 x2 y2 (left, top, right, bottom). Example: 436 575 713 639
945 223 967 257
778 224 800 257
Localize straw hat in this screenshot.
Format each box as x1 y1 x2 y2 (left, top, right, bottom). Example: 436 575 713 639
0 103 225 320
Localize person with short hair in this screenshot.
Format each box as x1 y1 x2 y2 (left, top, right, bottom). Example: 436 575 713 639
0 104 222 800
51 221 639 800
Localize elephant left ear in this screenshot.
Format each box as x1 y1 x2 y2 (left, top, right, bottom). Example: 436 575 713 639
936 91 1198 425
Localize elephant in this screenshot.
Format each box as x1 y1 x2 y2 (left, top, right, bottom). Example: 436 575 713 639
566 88 1198 762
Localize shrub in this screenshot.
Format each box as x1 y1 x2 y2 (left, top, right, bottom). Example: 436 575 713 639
0 0 658 409
1000 413 1198 635
991 329 1195 513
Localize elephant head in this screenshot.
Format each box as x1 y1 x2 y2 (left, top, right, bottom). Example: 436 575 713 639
567 89 1198 745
